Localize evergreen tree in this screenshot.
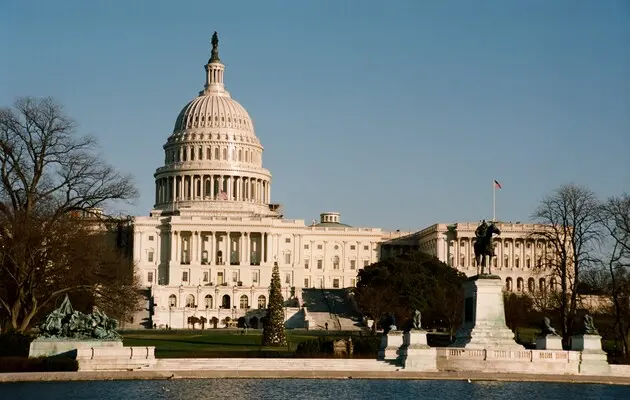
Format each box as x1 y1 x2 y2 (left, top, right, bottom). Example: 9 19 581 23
262 262 287 346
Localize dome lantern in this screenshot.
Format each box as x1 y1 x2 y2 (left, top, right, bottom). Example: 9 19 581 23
202 31 227 96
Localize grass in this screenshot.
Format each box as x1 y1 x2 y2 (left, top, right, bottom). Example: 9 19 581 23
121 329 363 358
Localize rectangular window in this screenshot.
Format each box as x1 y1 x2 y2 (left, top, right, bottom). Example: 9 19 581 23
317 259 323 269
285 273 291 284
182 271 188 282
304 244 309 249
304 278 309 287
285 237 291 243
148 251 154 263
217 272 224 285
350 245 356 250
203 271 209 282
350 260 356 270
253 271 259 283
147 271 154 283
333 278 340 288
285 253 291 264
232 271 238 282
350 278 356 287
317 244 323 250
363 245 369 251
148 235 154 241
363 260 369 267
304 259 309 269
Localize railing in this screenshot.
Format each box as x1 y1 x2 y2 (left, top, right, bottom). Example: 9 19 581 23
440 348 576 363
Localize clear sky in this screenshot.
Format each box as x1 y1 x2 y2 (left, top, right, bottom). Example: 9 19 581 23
1 0 629 231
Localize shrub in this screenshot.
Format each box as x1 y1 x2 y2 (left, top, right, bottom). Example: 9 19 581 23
0 356 78 372
0 332 33 357
352 335 381 356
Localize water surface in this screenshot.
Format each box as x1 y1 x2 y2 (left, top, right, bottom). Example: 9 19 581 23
1 378 628 400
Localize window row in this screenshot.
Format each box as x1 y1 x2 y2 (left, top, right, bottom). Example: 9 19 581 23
165 145 261 165
167 293 266 310
505 277 558 293
302 243 372 251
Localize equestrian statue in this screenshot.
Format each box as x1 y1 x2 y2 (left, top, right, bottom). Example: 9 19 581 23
474 220 501 275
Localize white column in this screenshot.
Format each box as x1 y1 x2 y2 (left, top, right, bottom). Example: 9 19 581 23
266 233 271 263
172 231 178 262
156 232 161 265
209 232 214 265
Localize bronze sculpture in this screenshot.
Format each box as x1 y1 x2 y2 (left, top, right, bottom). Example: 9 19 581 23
584 314 599 335
474 220 501 275
38 294 121 340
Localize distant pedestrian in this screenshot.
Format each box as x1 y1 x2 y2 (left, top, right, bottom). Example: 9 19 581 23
325 322 328 330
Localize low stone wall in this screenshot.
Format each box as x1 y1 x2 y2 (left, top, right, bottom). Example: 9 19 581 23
76 346 157 371
152 358 399 372
29 339 123 358
436 348 581 375
611 365 630 377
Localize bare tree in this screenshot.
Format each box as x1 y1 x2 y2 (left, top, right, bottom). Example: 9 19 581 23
0 96 140 332
530 184 602 345
600 193 630 357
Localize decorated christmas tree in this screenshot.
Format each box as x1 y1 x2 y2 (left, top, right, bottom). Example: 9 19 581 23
262 262 287 346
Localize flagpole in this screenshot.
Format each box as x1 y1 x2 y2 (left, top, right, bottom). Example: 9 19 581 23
492 180 496 222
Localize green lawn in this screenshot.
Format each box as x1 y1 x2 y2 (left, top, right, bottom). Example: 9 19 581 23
121 329 359 358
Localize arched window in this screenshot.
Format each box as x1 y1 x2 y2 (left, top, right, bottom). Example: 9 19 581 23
206 147 211 160
506 278 513 292
504 255 509 269
223 148 227 160
222 294 231 309
204 295 213 309
526 256 531 268
528 278 535 292
333 255 340 270
515 256 520 268
460 254 465 267
240 295 249 309
517 278 523 292
186 294 195 308
238 149 242 161
539 278 546 293
215 148 220 160
257 295 266 309
550 278 557 292
169 294 177 307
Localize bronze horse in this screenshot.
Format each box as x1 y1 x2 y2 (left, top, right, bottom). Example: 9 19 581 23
474 222 501 275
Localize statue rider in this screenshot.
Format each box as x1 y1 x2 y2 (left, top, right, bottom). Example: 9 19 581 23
475 220 493 256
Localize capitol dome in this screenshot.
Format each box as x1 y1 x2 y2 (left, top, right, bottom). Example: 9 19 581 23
173 95 255 137
152 32 275 218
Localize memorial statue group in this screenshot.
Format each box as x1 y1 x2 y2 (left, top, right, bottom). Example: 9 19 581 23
38 294 121 340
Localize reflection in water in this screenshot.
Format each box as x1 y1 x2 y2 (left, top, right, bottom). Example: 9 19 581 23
1 379 628 400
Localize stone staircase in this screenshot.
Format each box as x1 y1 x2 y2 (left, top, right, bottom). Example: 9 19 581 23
152 358 400 372
301 289 364 331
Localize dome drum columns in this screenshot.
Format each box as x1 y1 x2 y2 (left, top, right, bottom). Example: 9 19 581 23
155 174 270 206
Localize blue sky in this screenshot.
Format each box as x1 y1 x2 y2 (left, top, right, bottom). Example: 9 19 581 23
1 0 629 231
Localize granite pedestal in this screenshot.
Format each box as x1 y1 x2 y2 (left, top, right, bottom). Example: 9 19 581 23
29 339 123 358
398 330 437 371
571 334 611 375
535 335 563 350
452 275 524 350
378 331 404 361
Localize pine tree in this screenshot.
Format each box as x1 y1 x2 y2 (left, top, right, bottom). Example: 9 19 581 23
262 262 287 346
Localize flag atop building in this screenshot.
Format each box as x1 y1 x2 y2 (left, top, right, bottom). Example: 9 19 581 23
494 180 502 189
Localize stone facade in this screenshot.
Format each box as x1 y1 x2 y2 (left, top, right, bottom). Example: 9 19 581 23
380 222 559 295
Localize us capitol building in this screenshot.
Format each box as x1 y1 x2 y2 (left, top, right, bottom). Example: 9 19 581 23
132 33 553 329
